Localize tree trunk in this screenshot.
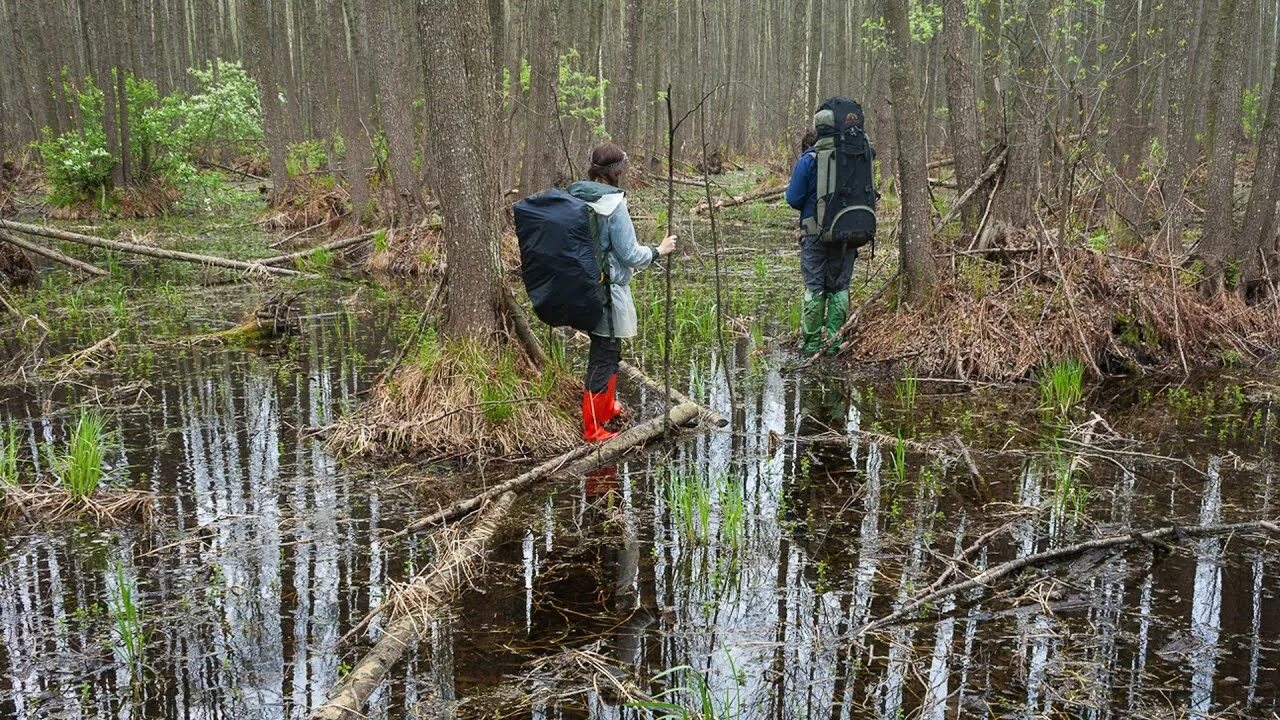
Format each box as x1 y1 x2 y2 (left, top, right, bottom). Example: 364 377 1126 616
371 0 422 220
992 0 1053 229
941 0 983 234
613 0 642 152
517 0 561 197
1105 1 1148 235
1160 0 1195 254
881 0 938 301
1196 0 1253 289
328 0 372 220
1239 45 1280 285
246 0 290 196
421 0 503 336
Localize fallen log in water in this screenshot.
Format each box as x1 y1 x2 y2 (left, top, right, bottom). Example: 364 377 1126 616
310 491 516 720
0 219 309 278
316 401 702 719
692 186 785 215
618 359 729 427
0 230 108 276
856 519 1280 637
255 229 381 266
392 401 700 537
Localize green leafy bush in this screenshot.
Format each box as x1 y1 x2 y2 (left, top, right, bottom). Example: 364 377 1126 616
558 49 609 137
34 80 115 206
32 60 262 209
179 60 262 159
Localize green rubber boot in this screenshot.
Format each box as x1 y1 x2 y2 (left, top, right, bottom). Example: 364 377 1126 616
823 290 849 356
800 289 826 354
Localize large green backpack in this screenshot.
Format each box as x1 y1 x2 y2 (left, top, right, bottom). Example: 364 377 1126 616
805 97 877 248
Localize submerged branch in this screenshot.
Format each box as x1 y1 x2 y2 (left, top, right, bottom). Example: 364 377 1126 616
857 519 1280 636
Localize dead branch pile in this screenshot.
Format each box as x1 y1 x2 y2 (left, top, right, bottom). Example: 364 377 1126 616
261 175 350 232
182 292 302 344
845 231 1280 381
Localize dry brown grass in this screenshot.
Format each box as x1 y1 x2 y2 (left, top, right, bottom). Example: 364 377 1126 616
363 224 444 276
846 230 1280 381
3 483 155 525
330 333 578 462
260 175 350 233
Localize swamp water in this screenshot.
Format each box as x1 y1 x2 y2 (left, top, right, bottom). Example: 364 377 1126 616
1 264 1278 720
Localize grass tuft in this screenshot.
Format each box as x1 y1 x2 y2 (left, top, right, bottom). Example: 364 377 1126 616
56 410 108 498
1039 358 1084 416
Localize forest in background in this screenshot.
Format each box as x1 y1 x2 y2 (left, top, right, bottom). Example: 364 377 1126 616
2 0 1280 359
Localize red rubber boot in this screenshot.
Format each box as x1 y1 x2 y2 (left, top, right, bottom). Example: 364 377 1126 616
582 389 619 443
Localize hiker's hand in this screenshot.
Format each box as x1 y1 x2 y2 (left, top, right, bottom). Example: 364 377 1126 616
658 235 677 256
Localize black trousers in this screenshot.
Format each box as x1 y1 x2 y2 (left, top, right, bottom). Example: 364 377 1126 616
585 334 621 393
800 237 858 293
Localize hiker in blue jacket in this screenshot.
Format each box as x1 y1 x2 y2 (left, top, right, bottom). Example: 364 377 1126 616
569 142 677 442
787 127 857 355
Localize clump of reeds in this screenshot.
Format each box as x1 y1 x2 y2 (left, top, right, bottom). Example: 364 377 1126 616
330 332 577 462
0 411 153 524
1039 358 1084 417
109 561 146 670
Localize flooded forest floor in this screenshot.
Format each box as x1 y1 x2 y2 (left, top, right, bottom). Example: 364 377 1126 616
1 173 1279 719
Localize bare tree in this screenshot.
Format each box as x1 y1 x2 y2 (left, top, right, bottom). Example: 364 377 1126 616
881 0 938 300
1196 0 1254 290
421 0 504 336
941 0 983 234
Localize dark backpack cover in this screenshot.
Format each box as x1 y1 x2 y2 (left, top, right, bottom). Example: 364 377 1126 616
814 96 877 247
514 189 605 333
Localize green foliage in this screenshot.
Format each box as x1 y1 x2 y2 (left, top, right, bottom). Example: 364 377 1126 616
180 60 262 157
287 139 329 176
1050 447 1088 522
478 349 522 423
666 469 714 544
109 561 145 670
558 48 610 137
33 60 262 207
1038 358 1084 416
519 57 532 92
34 79 114 206
631 662 741 720
1243 84 1263 141
909 1 943 42
894 371 918 411
54 410 108 498
957 257 1002 299
860 16 887 51
890 432 908 485
1 424 20 488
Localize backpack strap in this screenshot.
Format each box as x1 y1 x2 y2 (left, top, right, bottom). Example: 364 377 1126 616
588 210 615 338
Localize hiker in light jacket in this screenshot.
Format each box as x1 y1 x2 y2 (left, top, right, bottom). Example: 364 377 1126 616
569 142 677 442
